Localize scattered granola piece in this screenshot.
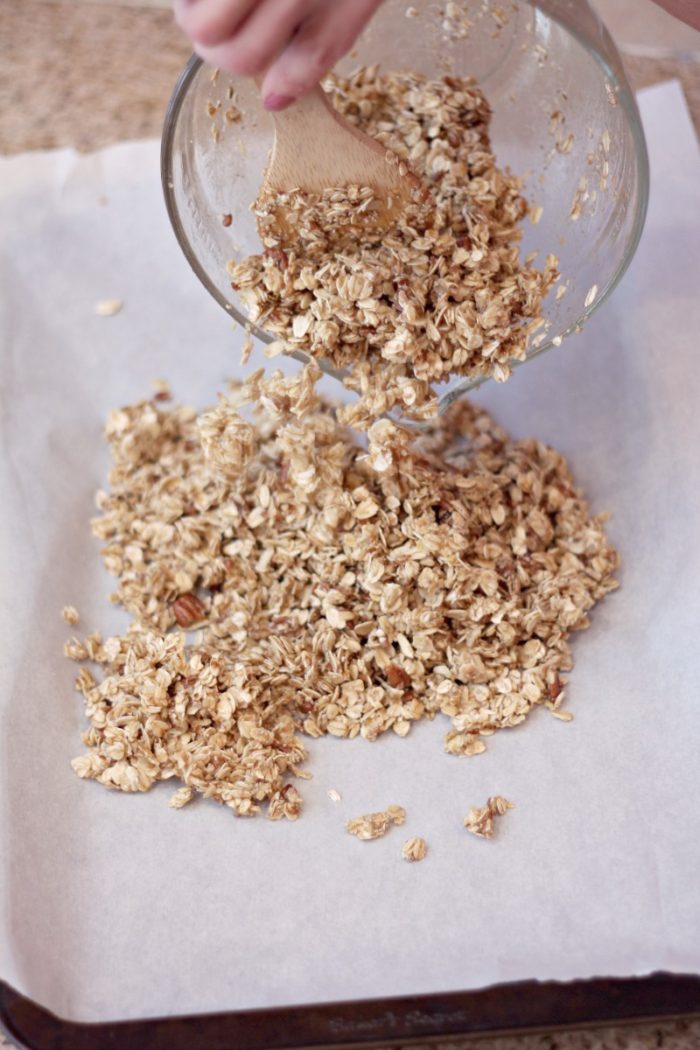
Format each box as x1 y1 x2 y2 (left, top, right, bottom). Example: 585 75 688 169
64 637 88 661
151 377 171 400
386 805 406 827
169 786 194 809
240 334 254 366
556 132 574 154
347 811 392 840
94 299 123 317
464 796 514 839
347 805 406 840
61 605 80 626
268 783 302 821
402 836 427 862
328 789 342 802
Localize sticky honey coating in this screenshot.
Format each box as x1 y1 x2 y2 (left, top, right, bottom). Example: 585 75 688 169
229 68 558 427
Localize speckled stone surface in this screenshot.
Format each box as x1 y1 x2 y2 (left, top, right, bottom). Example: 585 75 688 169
1 0 699 155
0 2 699 1047
0 0 189 154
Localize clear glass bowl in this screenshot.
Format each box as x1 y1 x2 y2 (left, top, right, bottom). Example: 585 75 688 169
161 0 649 409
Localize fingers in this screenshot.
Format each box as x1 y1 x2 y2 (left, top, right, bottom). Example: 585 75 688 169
650 0 700 29
260 0 385 108
174 0 386 108
173 0 258 49
193 0 311 79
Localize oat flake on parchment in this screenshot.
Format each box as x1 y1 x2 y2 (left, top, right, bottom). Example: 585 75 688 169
464 796 514 839
347 806 406 841
402 836 428 862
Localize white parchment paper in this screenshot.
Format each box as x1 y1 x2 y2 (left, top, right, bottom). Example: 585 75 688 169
1 80 699 1025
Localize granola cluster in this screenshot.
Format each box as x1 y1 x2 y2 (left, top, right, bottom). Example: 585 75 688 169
228 69 558 426
402 836 428 862
346 806 406 840
67 385 618 818
464 796 514 838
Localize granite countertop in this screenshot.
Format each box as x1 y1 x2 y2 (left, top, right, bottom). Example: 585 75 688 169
1 3 699 1048
1 0 699 154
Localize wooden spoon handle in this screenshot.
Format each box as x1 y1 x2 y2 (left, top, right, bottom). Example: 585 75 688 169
265 85 402 194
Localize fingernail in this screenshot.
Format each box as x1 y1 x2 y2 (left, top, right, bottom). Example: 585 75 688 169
263 93 295 112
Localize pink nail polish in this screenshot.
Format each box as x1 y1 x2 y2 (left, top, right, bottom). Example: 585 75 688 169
264 93 295 112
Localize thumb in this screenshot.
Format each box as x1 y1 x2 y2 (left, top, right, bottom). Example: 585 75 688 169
261 0 384 109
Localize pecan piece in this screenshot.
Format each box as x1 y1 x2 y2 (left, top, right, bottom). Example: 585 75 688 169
263 247 288 271
548 674 563 701
386 664 411 689
172 593 207 628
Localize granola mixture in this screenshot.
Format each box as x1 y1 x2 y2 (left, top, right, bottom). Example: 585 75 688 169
347 805 406 840
402 836 428 862
464 795 513 838
229 69 558 427
66 383 618 819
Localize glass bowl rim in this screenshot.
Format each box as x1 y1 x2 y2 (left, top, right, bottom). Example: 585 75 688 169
160 3 650 395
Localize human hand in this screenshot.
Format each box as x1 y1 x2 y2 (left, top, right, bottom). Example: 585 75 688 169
650 0 700 30
173 0 385 110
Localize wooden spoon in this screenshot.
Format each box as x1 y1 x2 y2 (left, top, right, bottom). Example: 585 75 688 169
262 84 414 201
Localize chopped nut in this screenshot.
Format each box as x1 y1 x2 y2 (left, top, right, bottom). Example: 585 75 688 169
386 664 411 689
61 605 80 626
172 593 207 628
222 213 233 228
